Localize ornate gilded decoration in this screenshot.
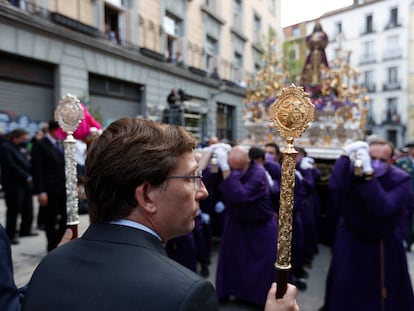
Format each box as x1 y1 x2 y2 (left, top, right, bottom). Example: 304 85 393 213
269 85 315 271
243 23 369 151
55 94 84 231
269 84 314 140
55 94 84 134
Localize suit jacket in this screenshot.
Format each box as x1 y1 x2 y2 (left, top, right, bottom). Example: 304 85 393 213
22 223 219 311
30 137 65 195
0 224 23 311
0 141 31 192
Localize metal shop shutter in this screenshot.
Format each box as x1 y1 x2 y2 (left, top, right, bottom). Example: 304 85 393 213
89 94 140 126
0 79 54 122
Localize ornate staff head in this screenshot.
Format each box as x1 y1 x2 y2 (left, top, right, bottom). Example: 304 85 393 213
55 94 84 238
269 84 314 298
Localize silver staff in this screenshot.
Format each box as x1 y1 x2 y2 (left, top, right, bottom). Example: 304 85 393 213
55 94 84 238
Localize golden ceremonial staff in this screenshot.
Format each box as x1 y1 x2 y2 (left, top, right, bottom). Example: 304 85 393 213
55 94 84 238
269 84 315 298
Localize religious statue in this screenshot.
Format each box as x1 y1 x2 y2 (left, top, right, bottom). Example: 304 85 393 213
301 21 329 85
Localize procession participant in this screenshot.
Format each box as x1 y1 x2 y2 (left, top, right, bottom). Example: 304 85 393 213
323 138 414 311
215 144 278 307
395 141 414 252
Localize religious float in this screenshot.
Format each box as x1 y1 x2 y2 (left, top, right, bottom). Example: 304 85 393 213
243 22 370 245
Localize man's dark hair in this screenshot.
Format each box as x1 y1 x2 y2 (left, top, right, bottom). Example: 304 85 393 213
7 128 28 141
265 142 280 156
48 120 60 132
84 117 197 224
248 146 266 161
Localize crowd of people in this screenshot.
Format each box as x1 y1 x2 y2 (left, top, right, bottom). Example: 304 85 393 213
1 115 414 310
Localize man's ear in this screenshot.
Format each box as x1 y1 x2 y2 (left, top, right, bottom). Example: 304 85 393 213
135 183 157 214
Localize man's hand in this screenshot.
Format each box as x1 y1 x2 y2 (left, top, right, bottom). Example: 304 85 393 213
264 283 300 311
37 193 48 206
58 228 74 246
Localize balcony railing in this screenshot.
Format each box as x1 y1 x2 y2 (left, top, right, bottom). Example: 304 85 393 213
383 82 401 91
360 83 376 93
382 110 401 124
383 48 402 61
359 53 377 65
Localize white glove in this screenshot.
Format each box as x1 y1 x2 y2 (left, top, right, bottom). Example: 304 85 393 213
215 201 226 213
201 212 210 224
355 148 373 174
214 147 230 171
203 143 231 153
343 141 369 157
295 170 303 181
300 157 314 170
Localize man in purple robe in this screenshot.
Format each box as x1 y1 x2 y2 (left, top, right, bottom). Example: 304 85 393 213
324 138 414 310
213 145 278 306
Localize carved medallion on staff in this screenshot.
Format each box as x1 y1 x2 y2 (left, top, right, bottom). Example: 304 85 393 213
269 84 315 140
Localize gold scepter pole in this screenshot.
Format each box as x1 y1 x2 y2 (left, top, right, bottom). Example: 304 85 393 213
55 94 84 239
269 84 315 298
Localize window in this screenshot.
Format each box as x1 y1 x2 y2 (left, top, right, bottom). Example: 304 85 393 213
363 70 375 91
216 103 234 141
164 14 183 62
292 27 301 37
232 52 243 81
233 0 242 29
390 7 398 26
387 67 398 85
335 22 342 37
361 40 375 62
205 0 218 11
365 14 373 33
206 36 218 72
385 98 399 124
268 0 276 15
253 14 261 44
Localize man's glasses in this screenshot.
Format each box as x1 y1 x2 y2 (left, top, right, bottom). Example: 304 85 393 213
166 170 203 189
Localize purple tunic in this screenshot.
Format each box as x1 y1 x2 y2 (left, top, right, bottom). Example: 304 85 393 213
215 162 278 305
325 155 414 310
166 232 197 272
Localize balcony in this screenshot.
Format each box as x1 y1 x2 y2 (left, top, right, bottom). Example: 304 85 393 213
382 82 401 91
382 110 401 124
382 48 402 61
384 21 402 30
360 83 376 93
358 54 377 65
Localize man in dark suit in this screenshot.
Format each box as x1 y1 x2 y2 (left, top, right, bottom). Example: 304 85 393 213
0 129 34 244
22 118 299 311
30 121 66 252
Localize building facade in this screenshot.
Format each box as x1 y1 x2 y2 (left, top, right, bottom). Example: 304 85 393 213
284 0 411 148
0 0 281 142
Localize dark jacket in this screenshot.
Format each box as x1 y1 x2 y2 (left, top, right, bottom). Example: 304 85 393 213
0 224 25 311
22 223 219 311
30 137 65 195
0 141 31 192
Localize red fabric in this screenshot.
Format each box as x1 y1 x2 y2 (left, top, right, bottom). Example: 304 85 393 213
56 103 102 140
